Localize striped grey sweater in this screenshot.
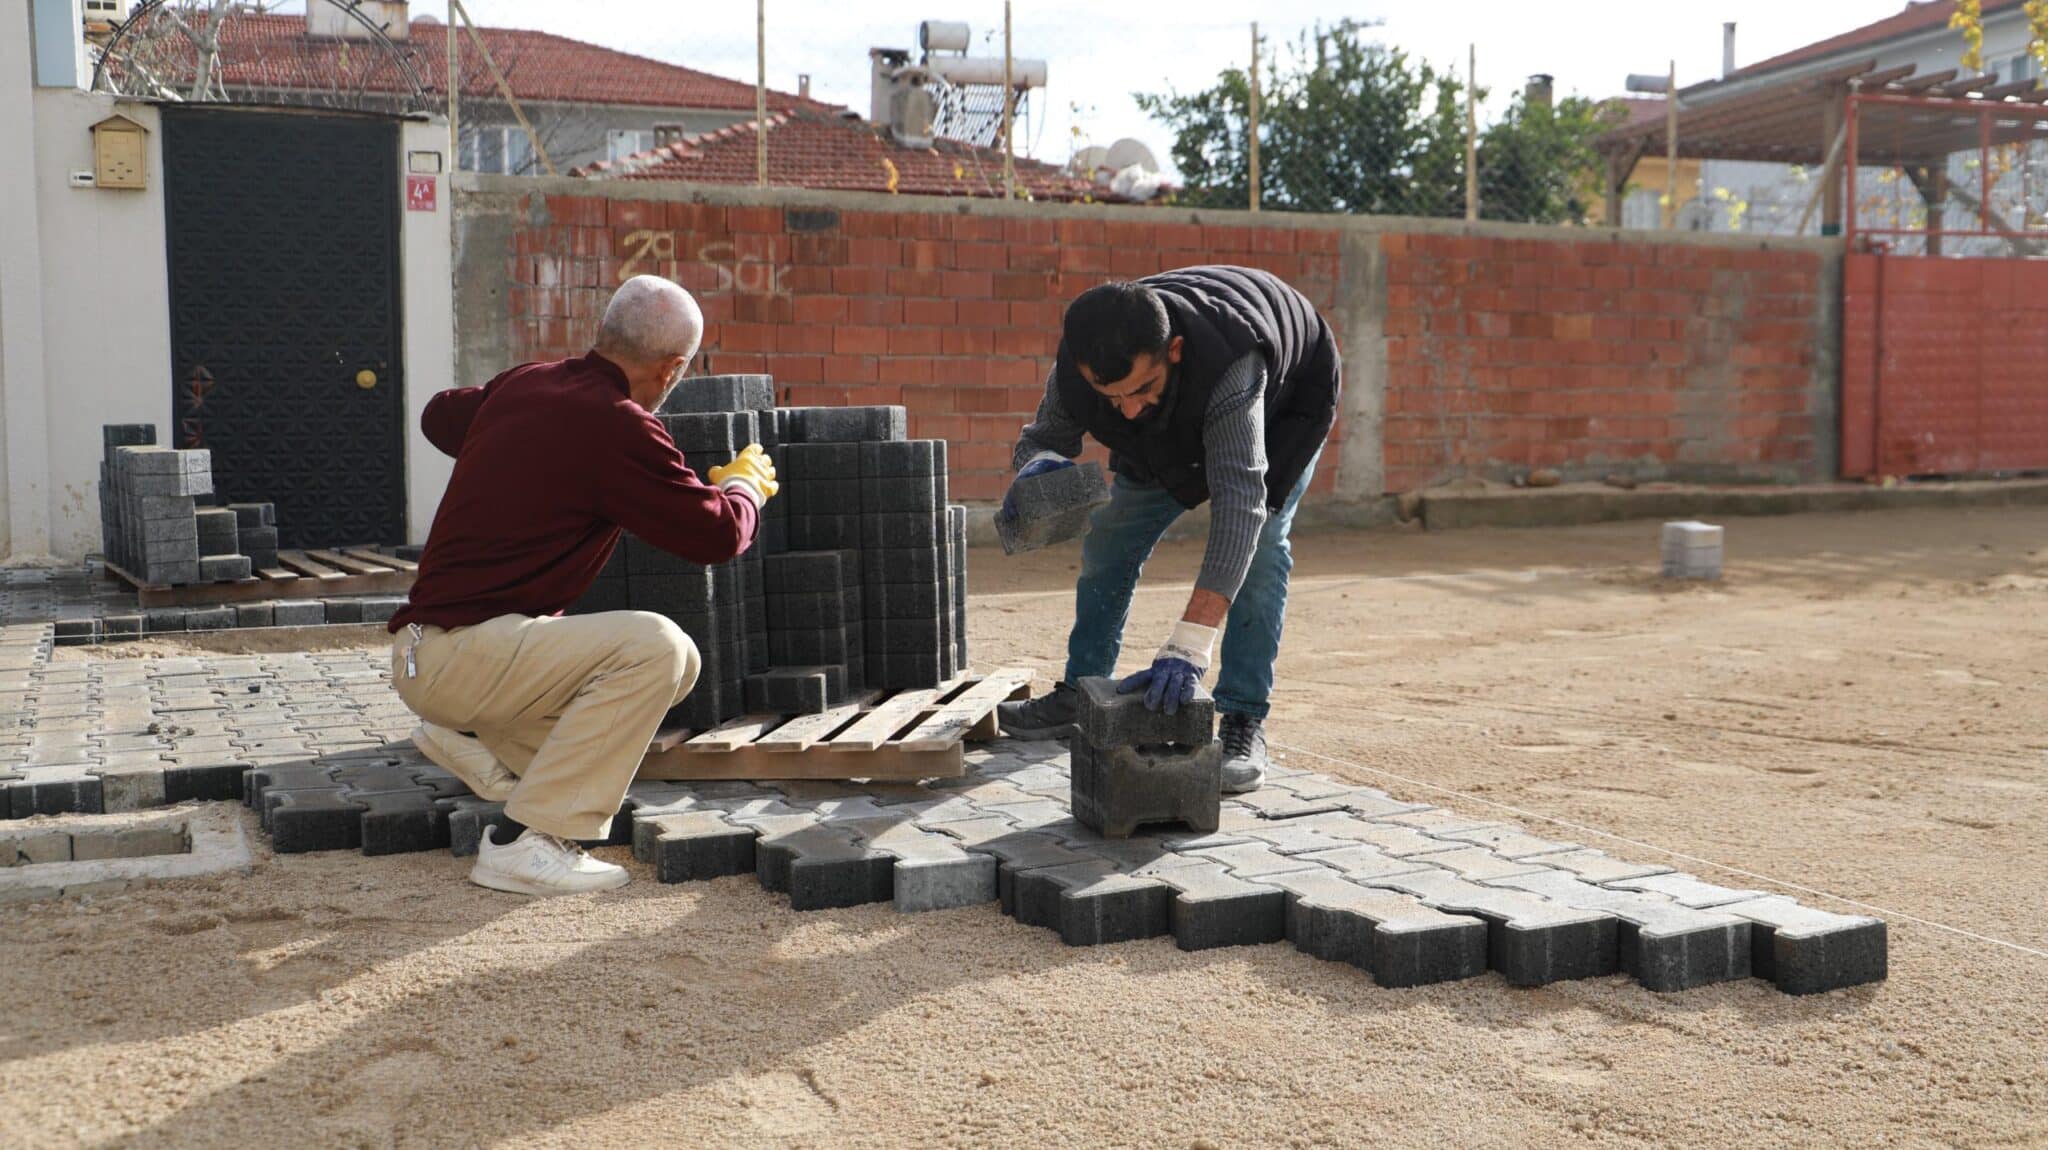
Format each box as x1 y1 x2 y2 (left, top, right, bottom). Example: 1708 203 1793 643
1013 352 1269 600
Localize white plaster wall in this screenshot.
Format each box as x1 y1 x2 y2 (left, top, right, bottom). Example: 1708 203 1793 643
0 2 45 559
31 90 173 560
402 118 457 544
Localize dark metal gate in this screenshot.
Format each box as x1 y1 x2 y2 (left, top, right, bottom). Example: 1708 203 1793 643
162 107 406 548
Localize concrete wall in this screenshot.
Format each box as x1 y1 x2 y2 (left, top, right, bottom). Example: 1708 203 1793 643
453 175 1844 507
30 91 175 560
0 76 458 560
401 119 456 545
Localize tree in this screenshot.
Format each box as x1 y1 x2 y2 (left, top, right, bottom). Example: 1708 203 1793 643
1137 20 1467 215
1137 20 1616 223
1478 94 1625 226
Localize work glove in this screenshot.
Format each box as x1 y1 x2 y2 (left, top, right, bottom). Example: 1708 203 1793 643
1000 453 1075 521
1116 620 1218 714
709 444 780 508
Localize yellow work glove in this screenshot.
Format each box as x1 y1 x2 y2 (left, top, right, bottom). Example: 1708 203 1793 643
708 443 780 508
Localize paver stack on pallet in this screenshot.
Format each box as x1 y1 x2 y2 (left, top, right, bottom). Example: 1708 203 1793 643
98 424 276 586
569 376 971 731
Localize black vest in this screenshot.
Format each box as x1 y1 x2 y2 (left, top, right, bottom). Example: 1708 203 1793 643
1054 265 1340 510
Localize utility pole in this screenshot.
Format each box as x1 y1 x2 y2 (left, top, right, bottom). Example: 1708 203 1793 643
1248 22 1261 212
1464 44 1478 220
1002 2 1016 199
446 7 459 169
1664 60 1678 229
756 0 768 186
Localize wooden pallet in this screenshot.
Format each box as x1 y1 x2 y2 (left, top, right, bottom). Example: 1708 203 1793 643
636 668 1033 782
104 547 416 608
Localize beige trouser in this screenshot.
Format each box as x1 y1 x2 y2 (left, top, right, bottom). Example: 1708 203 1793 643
390 611 700 841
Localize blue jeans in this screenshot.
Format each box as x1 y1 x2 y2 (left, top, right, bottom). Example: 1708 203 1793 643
1064 451 1319 720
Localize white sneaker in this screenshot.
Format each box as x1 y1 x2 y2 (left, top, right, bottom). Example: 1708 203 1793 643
469 826 630 896
412 723 519 802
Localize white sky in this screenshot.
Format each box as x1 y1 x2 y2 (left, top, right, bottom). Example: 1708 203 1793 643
437 1 1914 170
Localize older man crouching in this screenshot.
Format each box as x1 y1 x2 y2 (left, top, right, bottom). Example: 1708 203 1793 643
389 275 777 896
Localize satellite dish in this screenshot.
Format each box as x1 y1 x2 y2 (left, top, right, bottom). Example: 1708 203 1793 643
1104 138 1159 174
1069 145 1110 175
412 12 441 22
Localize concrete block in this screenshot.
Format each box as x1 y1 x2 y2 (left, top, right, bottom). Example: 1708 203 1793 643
1140 856 1293 951
859 475 940 514
228 502 276 527
1661 520 1724 579
163 763 249 803
785 478 864 516
185 606 235 632
753 820 895 910
129 471 213 498
271 600 326 627
762 591 849 629
657 411 749 452
69 824 189 861
864 617 943 655
1075 675 1215 749
764 550 848 594
868 651 944 689
1364 868 1621 987
101 614 143 640
862 512 942 549
659 374 774 414
142 607 188 633
628 570 717 612
1717 896 1887 995
867 582 943 619
92 764 167 812
198 555 252 582
635 809 759 882
113 446 184 474
791 405 907 443
781 442 862 480
744 667 834 714
788 515 862 551
358 596 405 625
858 439 942 478
263 787 366 853
234 602 275 628
10 776 103 818
766 627 850 667
1009 858 1173 946
997 462 1109 555
1490 870 1750 991
1262 867 1490 987
859 546 940 586
12 831 73 865
52 619 97 647
1069 740 1222 839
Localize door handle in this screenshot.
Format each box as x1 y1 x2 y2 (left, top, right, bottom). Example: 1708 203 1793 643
355 369 378 390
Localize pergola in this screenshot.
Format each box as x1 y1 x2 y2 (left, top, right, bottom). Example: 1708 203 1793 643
1595 59 2048 249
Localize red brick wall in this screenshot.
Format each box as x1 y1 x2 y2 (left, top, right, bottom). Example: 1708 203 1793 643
506 194 1340 502
493 190 1832 500
1381 234 1824 491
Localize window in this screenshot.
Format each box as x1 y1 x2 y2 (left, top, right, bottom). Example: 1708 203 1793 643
460 127 540 175
1998 54 2038 84
607 129 656 163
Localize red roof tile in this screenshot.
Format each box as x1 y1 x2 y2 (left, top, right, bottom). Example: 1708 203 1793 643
1729 0 2028 80
202 11 822 111
573 112 1121 203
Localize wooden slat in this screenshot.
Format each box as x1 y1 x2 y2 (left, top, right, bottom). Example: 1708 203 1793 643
638 741 961 782
827 687 946 751
277 551 346 580
683 713 788 752
307 549 391 577
895 668 1034 751
753 692 882 752
647 726 694 753
348 547 416 573
256 567 299 582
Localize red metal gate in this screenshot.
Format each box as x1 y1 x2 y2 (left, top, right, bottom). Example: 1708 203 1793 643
1841 253 2048 479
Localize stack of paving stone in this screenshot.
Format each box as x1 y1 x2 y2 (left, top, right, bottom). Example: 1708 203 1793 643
1068 676 1221 838
1661 520 1724 580
98 424 268 585
568 376 970 729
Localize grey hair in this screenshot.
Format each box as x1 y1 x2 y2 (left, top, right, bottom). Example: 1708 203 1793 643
594 275 704 365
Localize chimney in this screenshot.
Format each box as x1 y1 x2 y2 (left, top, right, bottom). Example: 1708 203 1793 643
307 0 410 40
869 47 910 122
799 74 812 100
1723 22 1737 78
1524 74 1554 109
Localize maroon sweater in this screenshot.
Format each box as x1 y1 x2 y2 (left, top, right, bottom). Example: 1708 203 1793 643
390 351 757 632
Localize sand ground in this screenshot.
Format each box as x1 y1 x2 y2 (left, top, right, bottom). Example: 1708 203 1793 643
3 506 2045 1149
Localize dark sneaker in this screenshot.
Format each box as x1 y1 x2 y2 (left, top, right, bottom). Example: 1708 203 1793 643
998 682 1079 740
1219 713 1269 794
